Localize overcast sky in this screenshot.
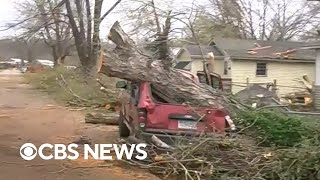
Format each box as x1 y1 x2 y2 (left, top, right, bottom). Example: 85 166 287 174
0 0 20 37
0 0 199 39
0 0 309 39
0 0 125 38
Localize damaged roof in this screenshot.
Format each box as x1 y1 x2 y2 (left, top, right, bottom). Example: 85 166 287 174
211 38 316 61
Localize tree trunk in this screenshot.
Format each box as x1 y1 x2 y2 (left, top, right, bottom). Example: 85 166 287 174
100 22 229 109
65 0 88 68
51 45 59 66
91 0 103 72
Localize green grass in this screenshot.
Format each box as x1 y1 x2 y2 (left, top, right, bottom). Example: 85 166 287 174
24 67 118 107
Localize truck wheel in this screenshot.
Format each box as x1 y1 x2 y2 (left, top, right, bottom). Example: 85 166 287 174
119 111 130 137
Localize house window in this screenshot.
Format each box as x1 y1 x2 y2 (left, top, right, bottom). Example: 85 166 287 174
256 62 267 76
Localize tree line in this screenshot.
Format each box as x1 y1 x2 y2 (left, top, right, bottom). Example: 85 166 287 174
6 0 320 71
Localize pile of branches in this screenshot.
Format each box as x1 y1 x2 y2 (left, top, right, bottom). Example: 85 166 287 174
122 135 276 179
122 130 320 179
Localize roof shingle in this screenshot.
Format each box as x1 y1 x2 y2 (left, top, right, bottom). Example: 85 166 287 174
185 45 224 56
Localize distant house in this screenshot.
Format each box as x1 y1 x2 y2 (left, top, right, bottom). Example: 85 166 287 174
175 38 316 96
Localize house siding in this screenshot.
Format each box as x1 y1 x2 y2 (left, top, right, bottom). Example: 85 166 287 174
176 50 192 61
214 58 230 78
190 59 203 74
177 55 228 77
231 60 315 96
190 58 228 77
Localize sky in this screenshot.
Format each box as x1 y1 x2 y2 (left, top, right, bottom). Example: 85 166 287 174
0 0 197 39
0 0 124 38
0 0 311 40
0 0 20 37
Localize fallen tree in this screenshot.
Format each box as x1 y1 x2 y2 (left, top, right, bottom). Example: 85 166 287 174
99 21 229 110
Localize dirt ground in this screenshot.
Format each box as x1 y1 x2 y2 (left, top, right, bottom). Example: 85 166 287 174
0 69 159 180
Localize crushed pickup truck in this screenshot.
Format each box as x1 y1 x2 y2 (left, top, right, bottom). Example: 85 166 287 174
115 70 235 144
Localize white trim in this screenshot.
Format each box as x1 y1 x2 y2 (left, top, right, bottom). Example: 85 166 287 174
316 49 320 85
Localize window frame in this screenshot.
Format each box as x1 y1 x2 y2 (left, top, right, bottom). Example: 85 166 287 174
256 62 268 77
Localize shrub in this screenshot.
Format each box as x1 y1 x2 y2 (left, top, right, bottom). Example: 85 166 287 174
237 110 316 147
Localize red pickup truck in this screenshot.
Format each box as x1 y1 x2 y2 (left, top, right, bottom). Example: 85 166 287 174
116 79 234 139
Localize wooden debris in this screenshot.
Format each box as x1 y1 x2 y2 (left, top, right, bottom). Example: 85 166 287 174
207 52 215 73
151 135 174 149
248 46 272 51
274 49 297 57
85 112 119 125
302 74 313 92
247 50 257 55
254 43 262 47
282 91 312 105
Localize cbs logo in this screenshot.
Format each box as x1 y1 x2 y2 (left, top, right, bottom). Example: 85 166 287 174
20 143 37 161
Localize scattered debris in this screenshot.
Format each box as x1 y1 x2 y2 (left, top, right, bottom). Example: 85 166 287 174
121 135 273 179
235 84 278 108
302 74 313 92
274 49 297 56
282 91 312 106
247 46 272 55
248 45 272 51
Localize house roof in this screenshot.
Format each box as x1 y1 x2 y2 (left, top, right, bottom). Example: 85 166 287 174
302 41 320 49
183 45 224 57
211 38 316 61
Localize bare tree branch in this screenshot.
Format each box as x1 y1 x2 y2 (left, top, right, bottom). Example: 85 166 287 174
100 0 122 22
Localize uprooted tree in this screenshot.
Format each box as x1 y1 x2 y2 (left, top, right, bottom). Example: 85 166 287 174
99 21 229 110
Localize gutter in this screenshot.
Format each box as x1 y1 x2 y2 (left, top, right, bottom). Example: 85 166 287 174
190 55 314 63
231 56 315 63
190 55 225 60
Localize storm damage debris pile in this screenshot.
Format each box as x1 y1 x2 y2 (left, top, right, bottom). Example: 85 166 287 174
99 21 230 110
121 136 275 179
279 75 314 108
97 21 320 179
